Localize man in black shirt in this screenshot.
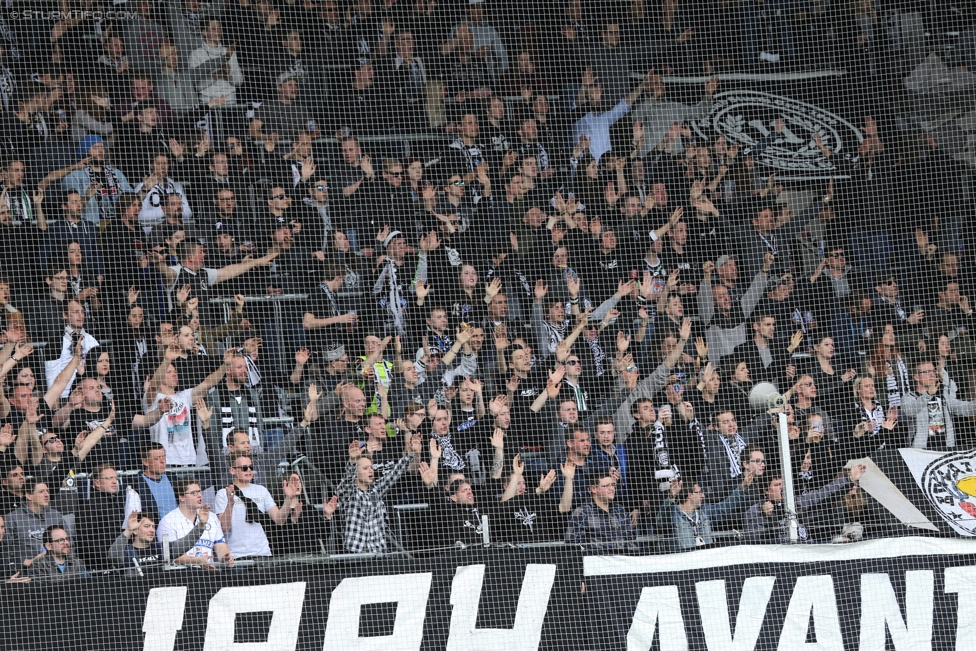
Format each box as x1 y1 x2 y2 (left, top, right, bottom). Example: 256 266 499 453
75 463 125 571
0 464 25 516
153 240 277 326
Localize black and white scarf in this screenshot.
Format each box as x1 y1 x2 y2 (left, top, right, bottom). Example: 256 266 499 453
719 432 746 478
218 385 261 453
586 335 607 377
85 164 123 220
432 432 465 471
3 185 32 226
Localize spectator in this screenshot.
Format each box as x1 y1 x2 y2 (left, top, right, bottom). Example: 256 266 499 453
124 444 178 525
6 479 65 566
109 512 162 575
655 468 756 551
745 464 867 543
155 43 200 113
902 359 976 450
157 477 235 568
573 69 653 162
214 453 302 558
330 433 422 553
116 71 177 128
75 463 124 572
565 467 636 551
27 525 87 581
0 463 25 516
188 20 243 107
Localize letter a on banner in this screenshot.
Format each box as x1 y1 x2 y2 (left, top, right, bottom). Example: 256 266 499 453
777 575 844 650
203 583 306 651
626 585 689 651
446 563 556 651
695 577 775 651
858 571 933 651
143 586 188 651
323 573 432 651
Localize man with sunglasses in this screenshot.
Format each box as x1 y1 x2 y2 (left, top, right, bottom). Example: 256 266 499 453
214 454 301 558
299 175 333 253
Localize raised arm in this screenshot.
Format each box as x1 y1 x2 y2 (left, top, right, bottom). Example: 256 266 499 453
214 251 279 284
190 349 232 403
501 453 523 502
72 403 115 461
558 459 576 513
43 341 84 410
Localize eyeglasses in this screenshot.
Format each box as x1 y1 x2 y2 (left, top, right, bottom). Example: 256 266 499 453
49 537 70 544
184 489 202 496
235 465 254 472
597 482 617 489
750 458 766 464
43 437 61 445
829 252 844 258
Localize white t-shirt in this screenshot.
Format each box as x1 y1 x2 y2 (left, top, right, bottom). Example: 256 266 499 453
44 326 99 398
214 483 276 558
157 508 226 563
145 388 205 466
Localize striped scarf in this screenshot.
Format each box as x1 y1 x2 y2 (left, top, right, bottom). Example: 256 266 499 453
217 385 261 454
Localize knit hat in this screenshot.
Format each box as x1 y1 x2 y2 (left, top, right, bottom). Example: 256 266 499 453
322 342 346 362
78 134 104 160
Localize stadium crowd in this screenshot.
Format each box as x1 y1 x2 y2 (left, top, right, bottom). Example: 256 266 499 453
0 0 970 579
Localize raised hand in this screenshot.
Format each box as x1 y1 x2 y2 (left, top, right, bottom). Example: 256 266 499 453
349 439 363 460
561 458 576 479
419 462 437 487
506 375 521 393
538 469 557 493
491 427 505 450
323 495 339 519
429 436 442 460
194 398 212 423
679 318 692 341
0 424 13 448
534 279 548 301
616 331 631 354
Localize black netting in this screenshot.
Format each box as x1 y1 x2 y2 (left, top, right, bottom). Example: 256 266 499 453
0 0 975 648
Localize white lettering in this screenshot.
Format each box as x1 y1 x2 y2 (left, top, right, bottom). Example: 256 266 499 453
446 564 555 651
143 587 187 651
626 585 688 651
695 577 775 650
202 582 306 651
777 575 843 650
322 573 431 651
944 566 976 651
858 571 933 651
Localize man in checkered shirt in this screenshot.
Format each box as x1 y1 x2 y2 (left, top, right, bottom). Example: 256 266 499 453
330 433 423 553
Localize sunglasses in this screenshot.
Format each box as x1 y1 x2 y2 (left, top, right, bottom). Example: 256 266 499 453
271 194 287 200
315 184 329 191
829 252 844 258
566 360 580 366
451 180 465 186
235 465 254 472
43 437 61 445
